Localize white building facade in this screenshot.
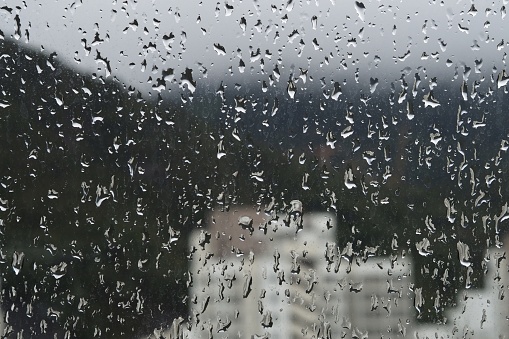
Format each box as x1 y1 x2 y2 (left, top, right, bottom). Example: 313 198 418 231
187 207 415 338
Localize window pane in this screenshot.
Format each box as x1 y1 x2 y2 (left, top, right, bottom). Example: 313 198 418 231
1 1 508 338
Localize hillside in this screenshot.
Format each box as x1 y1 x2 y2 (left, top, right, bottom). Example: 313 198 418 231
1 36 509 337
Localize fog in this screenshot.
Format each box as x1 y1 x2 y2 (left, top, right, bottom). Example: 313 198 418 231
1 0 508 96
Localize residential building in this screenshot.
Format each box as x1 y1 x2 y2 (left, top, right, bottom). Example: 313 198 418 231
414 240 509 339
187 206 415 338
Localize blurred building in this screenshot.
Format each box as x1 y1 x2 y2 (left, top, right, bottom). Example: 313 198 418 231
186 206 415 338
414 238 509 339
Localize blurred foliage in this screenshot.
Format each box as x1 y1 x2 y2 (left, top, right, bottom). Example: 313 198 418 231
1 36 509 337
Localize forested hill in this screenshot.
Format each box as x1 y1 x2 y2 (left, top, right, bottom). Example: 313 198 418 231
1 36 509 336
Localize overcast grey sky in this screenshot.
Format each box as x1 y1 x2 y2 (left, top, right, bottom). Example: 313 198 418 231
1 0 508 96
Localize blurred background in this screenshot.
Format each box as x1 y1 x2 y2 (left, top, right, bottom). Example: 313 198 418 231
1 0 509 337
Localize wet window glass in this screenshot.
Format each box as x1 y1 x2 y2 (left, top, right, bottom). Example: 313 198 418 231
1 1 508 338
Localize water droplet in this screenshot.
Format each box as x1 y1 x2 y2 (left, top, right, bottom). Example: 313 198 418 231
311 15 317 30
422 91 440 108
180 68 196 93
213 43 226 56
369 77 378 94
50 262 68 279
242 272 252 297
497 70 509 88
238 216 254 234
239 17 247 32
12 251 24 275
344 168 357 189
224 2 234 16
354 1 366 22
261 311 273 328
457 241 471 267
